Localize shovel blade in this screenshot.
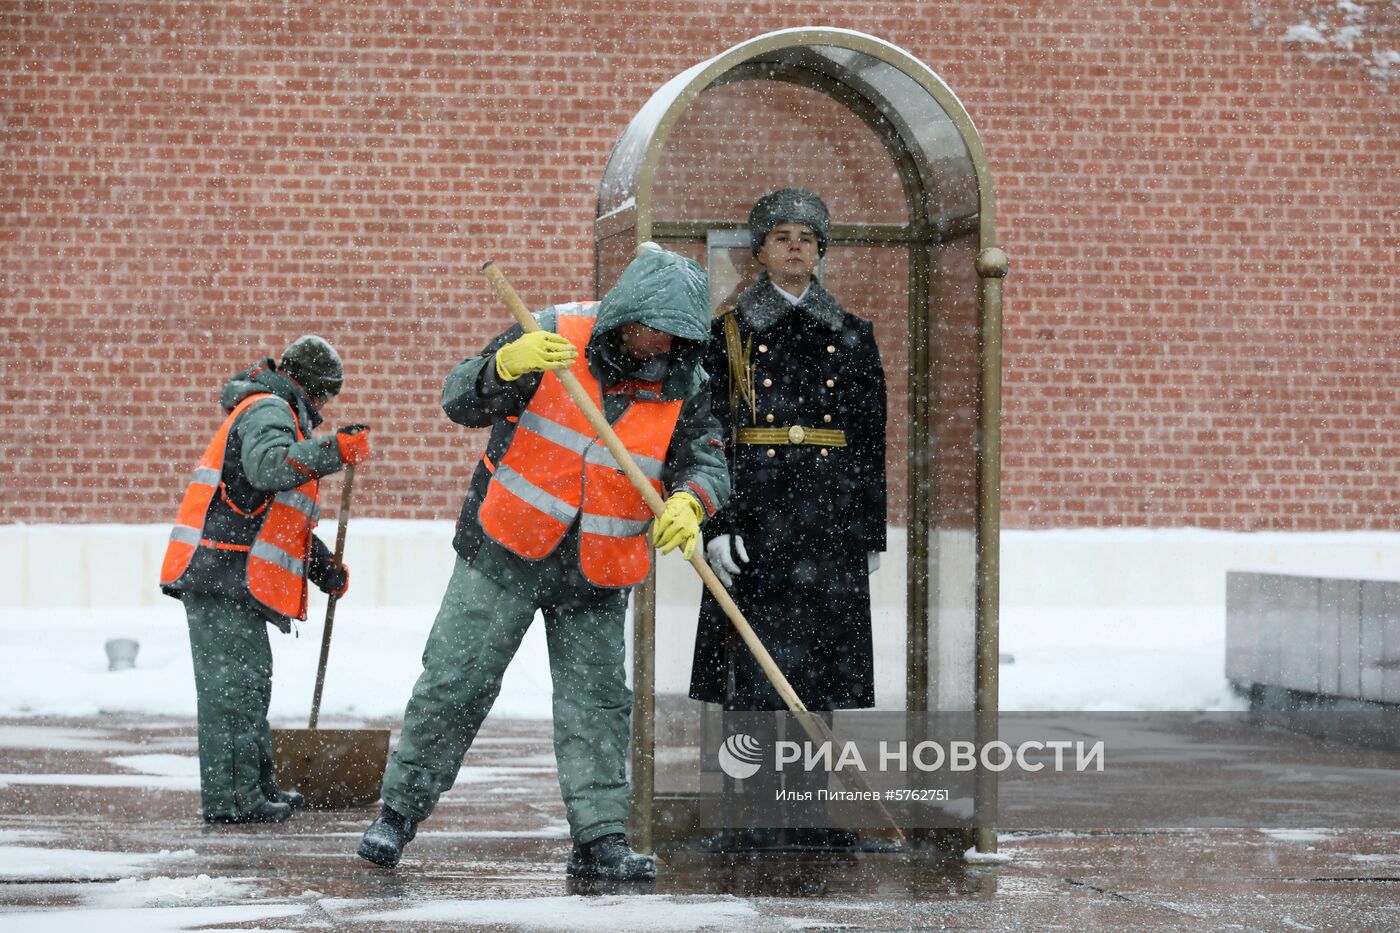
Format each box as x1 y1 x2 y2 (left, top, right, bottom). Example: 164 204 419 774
270 728 390 810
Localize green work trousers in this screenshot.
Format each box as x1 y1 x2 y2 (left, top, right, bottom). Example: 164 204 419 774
381 553 632 844
184 592 280 818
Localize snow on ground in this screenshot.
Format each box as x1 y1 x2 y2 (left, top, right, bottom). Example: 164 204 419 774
0 600 1243 722
0 772 200 791
1258 829 1335 843
0 555 1259 930
0 829 63 844
105 753 200 780
0 602 550 721
0 726 141 751
997 606 1246 712
0 904 305 933
349 894 761 930
0 845 194 881
0 599 1384 930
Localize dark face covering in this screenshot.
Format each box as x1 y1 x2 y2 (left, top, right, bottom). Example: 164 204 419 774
603 330 669 383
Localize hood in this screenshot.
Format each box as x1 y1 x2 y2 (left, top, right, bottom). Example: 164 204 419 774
587 244 711 400
219 358 323 430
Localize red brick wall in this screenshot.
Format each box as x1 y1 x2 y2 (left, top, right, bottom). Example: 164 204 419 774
4 1 1397 530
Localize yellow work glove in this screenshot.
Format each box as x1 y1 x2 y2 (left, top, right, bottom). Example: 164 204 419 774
495 331 578 381
651 492 703 560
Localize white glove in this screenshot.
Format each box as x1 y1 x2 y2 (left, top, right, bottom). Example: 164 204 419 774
706 535 750 587
868 552 881 574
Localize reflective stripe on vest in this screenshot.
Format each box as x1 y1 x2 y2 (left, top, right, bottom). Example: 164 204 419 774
160 393 321 620
477 307 683 587
515 410 667 480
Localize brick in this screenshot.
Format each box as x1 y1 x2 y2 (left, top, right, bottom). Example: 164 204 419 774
2 0 1395 531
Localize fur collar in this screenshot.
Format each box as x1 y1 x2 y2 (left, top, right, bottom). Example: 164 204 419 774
737 274 843 332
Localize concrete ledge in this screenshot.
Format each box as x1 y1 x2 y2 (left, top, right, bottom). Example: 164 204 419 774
1227 571 1400 705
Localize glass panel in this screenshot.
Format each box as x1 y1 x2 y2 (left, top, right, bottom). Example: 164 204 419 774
821 245 910 544
808 46 979 234
925 231 981 712
706 232 761 311
593 232 636 300
822 244 910 710
652 79 908 227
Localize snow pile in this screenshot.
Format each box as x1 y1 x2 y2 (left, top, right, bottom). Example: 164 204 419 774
89 874 254 909
0 726 136 752
0 829 63 844
964 847 1013 865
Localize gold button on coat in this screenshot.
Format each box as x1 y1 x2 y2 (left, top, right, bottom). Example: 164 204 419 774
758 344 768 353
787 425 806 444
827 345 836 353
825 379 835 388
763 378 773 388
765 413 775 423
820 448 829 456
766 448 776 457
823 414 832 423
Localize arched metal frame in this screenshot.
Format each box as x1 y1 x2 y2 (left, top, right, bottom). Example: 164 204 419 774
595 27 1007 853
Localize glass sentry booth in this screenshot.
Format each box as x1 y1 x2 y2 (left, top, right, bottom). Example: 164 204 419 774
593 28 1008 855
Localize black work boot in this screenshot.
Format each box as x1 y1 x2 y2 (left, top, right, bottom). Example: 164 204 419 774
357 804 417 868
267 787 307 810
204 800 293 825
565 833 656 881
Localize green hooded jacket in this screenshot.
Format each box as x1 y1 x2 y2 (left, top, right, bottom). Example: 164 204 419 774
441 246 729 595
163 359 350 627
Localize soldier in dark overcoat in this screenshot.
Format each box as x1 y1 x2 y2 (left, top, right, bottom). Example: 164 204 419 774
690 188 887 718
689 189 888 850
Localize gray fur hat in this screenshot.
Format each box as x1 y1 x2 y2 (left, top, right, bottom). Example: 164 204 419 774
279 334 343 400
748 187 830 257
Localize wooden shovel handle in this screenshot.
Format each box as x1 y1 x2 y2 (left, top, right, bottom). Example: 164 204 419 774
308 463 355 730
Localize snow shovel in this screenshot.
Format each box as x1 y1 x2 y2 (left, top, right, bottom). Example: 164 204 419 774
271 464 390 809
483 259 907 848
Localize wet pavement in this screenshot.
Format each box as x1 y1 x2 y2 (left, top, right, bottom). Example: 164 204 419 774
1 716 1398 931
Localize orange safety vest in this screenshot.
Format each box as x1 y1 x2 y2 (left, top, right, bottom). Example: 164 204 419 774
160 393 321 619
477 306 683 587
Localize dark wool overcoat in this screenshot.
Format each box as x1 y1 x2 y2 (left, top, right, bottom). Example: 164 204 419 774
689 274 887 711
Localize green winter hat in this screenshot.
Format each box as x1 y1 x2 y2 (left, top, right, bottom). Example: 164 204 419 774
279 335 343 400
749 187 830 257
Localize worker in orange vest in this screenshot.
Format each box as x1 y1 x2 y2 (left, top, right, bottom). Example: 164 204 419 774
357 245 729 881
161 335 373 824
